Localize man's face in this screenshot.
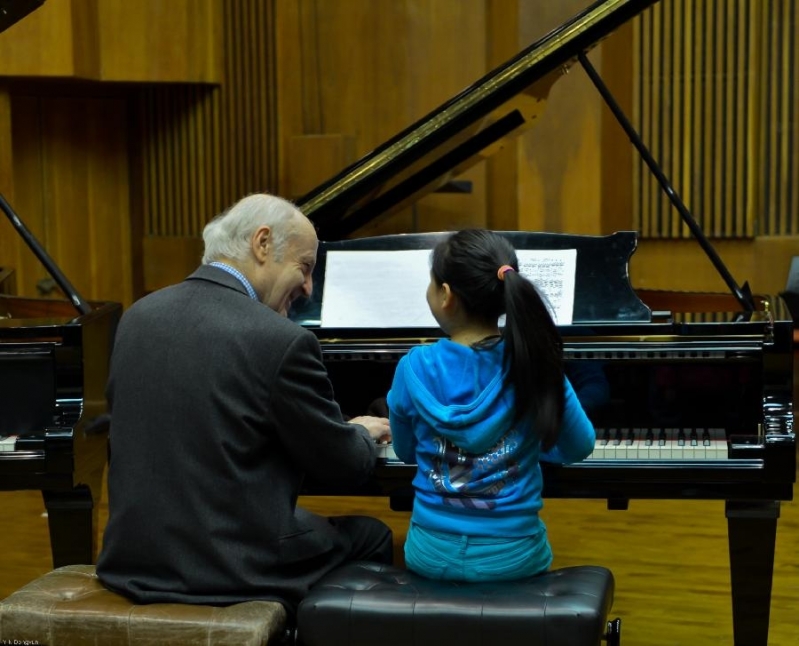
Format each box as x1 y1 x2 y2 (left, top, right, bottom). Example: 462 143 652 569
263 219 318 316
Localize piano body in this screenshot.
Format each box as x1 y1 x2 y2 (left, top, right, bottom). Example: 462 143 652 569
0 197 121 569
290 1 795 645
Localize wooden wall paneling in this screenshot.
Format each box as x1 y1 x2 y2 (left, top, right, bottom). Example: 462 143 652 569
634 7 651 238
138 0 279 294
84 99 133 304
632 235 799 296
0 88 17 269
69 0 101 80
142 236 203 293
395 1 487 235
287 134 356 200
0 0 194 82
92 0 222 83
485 0 521 232
634 0 761 240
716 1 731 239
735 1 752 238
759 0 798 237
661 0 675 235
516 1 605 236
624 0 798 296
762 0 779 236
39 97 132 305
127 95 146 299
8 96 47 298
275 0 487 238
695 0 711 239
0 0 77 77
213 0 276 205
680 0 695 236
223 2 242 199
598 20 634 236
274 0 305 200
41 98 91 297
141 87 199 239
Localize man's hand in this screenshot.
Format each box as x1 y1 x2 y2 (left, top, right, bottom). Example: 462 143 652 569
349 415 391 444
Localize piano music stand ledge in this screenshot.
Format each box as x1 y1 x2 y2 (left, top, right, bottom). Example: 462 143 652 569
0 565 289 646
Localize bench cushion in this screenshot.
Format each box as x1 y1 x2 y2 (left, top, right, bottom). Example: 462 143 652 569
0 565 287 646
296 562 615 646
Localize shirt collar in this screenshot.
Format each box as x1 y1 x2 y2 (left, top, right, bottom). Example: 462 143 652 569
208 262 259 301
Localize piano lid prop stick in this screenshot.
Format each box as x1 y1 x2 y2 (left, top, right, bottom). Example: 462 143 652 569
0 192 92 316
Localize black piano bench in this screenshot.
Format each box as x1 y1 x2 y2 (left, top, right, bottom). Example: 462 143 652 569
0 565 288 645
295 561 620 646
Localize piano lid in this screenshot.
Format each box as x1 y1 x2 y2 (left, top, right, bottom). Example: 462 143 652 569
296 0 661 240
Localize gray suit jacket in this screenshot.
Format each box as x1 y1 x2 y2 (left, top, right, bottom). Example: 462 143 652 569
96 265 377 608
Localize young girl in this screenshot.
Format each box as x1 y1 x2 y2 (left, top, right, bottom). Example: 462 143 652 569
386 228 595 582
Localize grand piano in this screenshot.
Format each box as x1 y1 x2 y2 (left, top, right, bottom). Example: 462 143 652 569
290 1 796 646
0 195 121 569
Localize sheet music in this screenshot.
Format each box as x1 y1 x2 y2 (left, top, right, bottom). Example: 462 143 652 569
320 248 576 328
516 249 576 325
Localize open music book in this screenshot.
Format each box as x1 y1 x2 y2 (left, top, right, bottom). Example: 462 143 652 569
320 248 577 328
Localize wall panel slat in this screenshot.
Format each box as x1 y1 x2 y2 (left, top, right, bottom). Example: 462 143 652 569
634 0 797 239
139 0 278 260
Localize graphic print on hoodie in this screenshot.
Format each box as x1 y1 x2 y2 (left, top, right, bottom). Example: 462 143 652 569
430 433 522 510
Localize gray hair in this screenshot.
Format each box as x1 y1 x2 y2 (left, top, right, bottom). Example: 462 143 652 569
201 193 306 264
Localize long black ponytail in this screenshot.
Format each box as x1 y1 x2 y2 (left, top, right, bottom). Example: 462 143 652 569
430 229 564 449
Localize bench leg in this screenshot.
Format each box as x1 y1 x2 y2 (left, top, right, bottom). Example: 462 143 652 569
42 486 95 567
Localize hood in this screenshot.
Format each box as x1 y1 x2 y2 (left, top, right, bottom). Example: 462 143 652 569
401 339 515 454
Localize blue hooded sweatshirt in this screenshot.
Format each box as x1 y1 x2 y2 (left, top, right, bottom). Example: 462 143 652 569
387 338 595 537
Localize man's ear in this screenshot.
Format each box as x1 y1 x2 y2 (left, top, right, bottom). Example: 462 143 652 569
252 225 271 262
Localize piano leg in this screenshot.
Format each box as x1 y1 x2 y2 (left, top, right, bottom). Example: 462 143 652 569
726 500 779 646
42 486 95 567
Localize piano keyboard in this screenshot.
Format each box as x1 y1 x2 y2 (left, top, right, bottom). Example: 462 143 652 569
588 427 728 461
375 428 729 463
0 435 18 451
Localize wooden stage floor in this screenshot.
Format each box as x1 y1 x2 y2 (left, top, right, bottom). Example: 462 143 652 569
1 473 798 644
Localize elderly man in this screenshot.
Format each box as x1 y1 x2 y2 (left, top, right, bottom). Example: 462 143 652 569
97 193 392 613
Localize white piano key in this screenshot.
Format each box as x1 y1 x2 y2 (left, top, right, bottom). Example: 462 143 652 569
706 428 728 460
0 435 18 451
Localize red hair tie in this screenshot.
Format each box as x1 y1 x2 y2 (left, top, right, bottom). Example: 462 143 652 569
497 265 515 281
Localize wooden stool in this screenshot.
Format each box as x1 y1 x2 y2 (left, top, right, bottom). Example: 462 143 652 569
0 565 288 646
296 562 620 646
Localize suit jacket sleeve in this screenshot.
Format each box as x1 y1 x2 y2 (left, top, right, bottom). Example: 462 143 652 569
269 329 377 484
